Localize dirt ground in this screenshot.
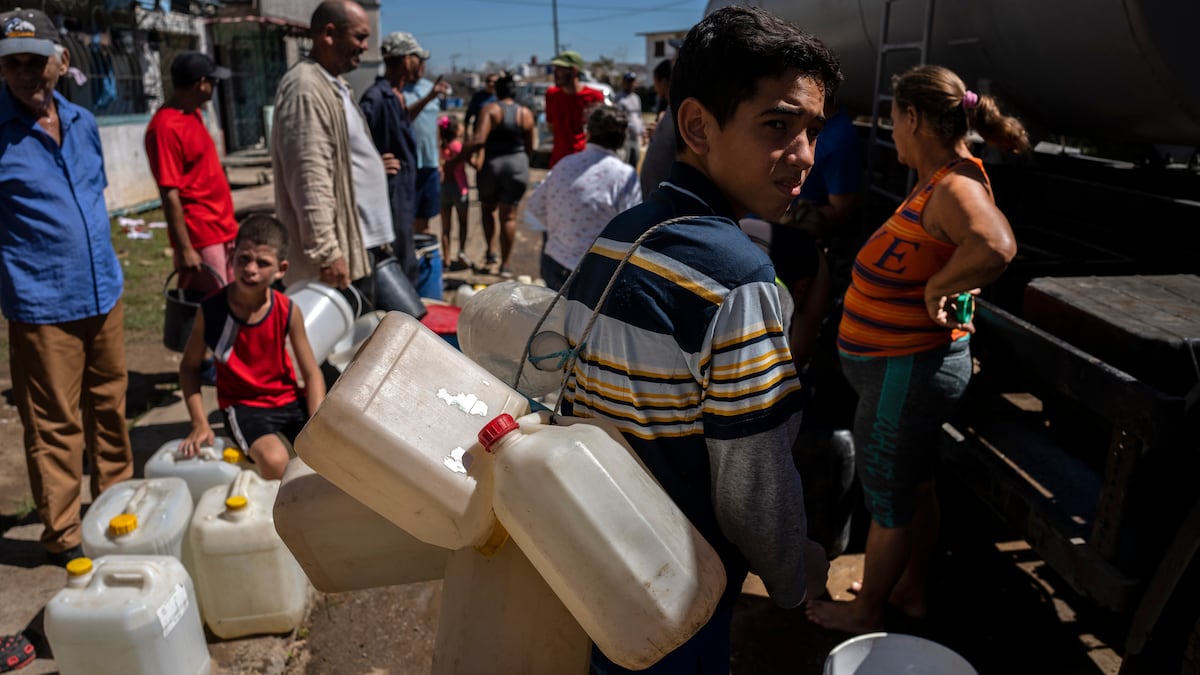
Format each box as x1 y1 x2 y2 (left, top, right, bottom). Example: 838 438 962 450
0 159 1129 674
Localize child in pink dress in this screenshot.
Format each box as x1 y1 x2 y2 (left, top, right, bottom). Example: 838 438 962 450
438 116 472 269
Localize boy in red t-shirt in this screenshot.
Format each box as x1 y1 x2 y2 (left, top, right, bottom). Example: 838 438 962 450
177 215 325 480
144 52 239 287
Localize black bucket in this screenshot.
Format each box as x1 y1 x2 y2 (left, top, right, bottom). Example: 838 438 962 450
162 265 223 353
374 256 427 319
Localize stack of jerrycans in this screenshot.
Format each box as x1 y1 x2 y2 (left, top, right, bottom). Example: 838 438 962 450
52 477 209 675
292 312 586 673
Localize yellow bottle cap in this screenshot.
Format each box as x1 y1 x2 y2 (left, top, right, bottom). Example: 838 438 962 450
223 447 244 464
108 513 138 536
66 557 93 576
473 284 487 291
225 495 248 510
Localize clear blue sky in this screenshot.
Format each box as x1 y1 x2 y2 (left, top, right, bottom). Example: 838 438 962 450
379 0 709 74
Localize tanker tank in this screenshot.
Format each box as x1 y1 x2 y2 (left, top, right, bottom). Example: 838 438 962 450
705 0 1200 147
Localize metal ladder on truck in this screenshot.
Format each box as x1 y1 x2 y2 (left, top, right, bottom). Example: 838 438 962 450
865 0 935 204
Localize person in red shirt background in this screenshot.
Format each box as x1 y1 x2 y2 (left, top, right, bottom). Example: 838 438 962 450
544 50 605 168
144 52 239 287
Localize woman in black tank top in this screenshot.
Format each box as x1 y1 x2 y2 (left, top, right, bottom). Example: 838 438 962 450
447 76 535 276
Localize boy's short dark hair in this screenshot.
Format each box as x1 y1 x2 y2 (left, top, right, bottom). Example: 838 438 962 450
586 106 628 151
670 6 842 149
237 213 289 261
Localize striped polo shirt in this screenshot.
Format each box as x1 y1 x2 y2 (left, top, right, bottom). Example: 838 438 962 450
838 157 986 357
561 161 806 611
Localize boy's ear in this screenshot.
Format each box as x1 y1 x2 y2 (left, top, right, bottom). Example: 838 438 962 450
276 259 288 279
676 97 714 156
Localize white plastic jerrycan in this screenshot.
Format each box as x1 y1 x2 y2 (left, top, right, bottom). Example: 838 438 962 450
295 311 528 550
144 437 250 504
273 458 451 592
45 555 211 675
188 470 310 638
478 413 727 671
458 281 568 398
81 477 193 561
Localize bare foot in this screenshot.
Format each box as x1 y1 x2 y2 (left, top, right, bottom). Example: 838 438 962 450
846 580 927 619
805 598 884 634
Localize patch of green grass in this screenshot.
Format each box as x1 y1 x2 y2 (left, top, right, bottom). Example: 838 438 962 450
110 209 176 340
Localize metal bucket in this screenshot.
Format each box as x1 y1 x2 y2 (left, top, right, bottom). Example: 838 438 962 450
373 256 428 319
162 266 224 353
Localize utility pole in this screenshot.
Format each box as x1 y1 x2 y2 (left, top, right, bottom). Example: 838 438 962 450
552 0 560 56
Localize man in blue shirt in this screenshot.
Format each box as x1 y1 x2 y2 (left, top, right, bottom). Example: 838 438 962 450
360 32 424 284
0 8 133 566
401 48 450 235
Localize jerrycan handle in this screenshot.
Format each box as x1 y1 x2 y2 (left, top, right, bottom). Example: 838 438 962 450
104 572 149 589
121 484 151 518
228 469 255 501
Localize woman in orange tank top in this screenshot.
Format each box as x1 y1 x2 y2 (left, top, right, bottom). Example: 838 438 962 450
808 65 1026 634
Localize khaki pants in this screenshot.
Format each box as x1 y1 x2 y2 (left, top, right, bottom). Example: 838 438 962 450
10 300 133 552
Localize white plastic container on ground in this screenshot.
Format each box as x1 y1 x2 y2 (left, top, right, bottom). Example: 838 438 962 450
81 477 193 562
44 555 211 675
273 457 451 592
477 413 726 671
143 438 244 504
188 470 310 638
295 311 528 550
824 632 978 675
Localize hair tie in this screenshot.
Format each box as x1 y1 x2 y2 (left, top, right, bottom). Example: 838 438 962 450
961 90 979 110
437 116 451 129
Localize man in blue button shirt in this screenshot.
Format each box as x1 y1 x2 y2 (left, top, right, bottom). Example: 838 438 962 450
0 8 133 566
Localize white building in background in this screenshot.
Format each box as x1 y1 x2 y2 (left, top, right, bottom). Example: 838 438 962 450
636 30 687 67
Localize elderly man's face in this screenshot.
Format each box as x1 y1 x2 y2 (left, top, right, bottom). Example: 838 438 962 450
0 49 68 115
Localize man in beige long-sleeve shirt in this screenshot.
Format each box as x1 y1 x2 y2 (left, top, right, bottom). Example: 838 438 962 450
271 0 392 293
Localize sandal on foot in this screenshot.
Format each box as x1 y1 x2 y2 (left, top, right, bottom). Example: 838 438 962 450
485 251 499 266
0 633 34 673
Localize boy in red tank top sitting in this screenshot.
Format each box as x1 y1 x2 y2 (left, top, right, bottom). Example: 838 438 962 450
177 215 326 479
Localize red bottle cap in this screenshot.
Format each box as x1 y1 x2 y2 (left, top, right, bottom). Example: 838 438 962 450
478 413 519 452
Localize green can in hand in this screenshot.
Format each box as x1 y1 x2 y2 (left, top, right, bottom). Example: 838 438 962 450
950 292 975 324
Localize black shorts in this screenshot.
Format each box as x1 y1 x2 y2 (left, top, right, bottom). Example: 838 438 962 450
223 399 308 451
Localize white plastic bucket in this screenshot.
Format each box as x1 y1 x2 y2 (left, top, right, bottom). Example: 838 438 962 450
477 413 726 671
824 632 978 675
295 311 529 550
273 458 450 592
143 438 245 504
81 478 193 562
45 555 211 675
327 310 386 373
188 470 310 638
285 279 359 364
